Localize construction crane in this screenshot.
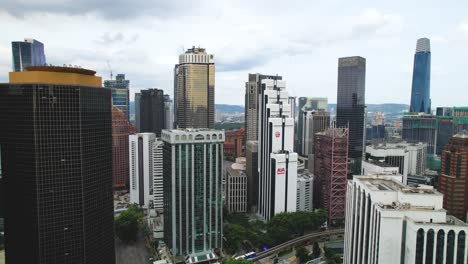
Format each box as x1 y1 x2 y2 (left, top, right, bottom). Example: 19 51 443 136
107 60 113 80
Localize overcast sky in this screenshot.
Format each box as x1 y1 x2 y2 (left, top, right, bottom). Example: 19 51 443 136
1 0 467 106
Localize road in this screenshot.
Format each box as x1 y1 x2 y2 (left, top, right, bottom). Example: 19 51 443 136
115 231 151 264
252 229 344 262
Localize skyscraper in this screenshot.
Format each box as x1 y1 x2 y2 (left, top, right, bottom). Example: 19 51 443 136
161 129 224 256
402 113 437 155
104 73 130 121
438 132 468 221
257 79 298 221
11 38 46 72
410 38 431 114
129 133 163 210
174 47 214 129
314 127 348 222
0 66 115 264
135 93 141 131
138 88 165 136
112 107 130 189
297 97 328 155
245 73 283 141
436 108 454 155
336 56 366 170
164 94 174 129
453 107 468 133
344 175 468 264
301 109 330 169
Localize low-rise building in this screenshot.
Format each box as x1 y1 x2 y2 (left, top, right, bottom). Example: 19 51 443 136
296 172 314 212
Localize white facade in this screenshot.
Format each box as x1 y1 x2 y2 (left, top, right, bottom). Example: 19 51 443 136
361 160 402 182
296 173 314 212
257 79 298 221
344 175 468 264
129 133 163 210
301 110 330 166
178 47 214 64
164 98 173 129
365 142 427 181
226 167 247 213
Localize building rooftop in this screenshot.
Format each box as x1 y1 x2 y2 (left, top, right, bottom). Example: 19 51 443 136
356 175 438 195
364 159 398 168
25 65 96 76
415 37 431 53
454 130 468 138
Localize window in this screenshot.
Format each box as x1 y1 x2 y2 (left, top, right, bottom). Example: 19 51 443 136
445 153 451 175
447 230 455 263
457 231 466 263
436 230 445 263
415 229 425 264
425 229 435 264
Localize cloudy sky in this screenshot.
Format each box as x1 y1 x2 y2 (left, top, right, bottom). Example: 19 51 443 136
1 0 467 106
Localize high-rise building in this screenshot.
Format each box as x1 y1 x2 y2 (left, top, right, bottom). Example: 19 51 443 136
368 112 385 141
161 129 224 256
402 113 437 155
296 172 314 212
112 107 130 189
336 56 366 170
314 127 349 223
364 142 427 184
453 107 468 133
438 132 468 221
225 166 247 214
301 110 330 169
436 110 454 155
138 88 165 136
174 47 215 129
135 93 141 132
11 38 46 72
257 79 298 221
164 95 174 129
104 73 130 121
410 38 431 114
246 140 259 212
0 66 115 264
244 73 282 141
129 133 163 211
344 175 468 264
297 97 328 155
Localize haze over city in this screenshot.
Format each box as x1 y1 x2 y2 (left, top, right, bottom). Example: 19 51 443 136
1 0 468 106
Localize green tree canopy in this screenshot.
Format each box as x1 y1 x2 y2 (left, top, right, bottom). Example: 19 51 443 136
114 206 144 243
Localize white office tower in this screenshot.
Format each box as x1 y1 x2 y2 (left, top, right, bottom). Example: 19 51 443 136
296 172 314 211
257 79 298 221
361 160 401 179
301 110 330 169
364 142 427 184
129 133 163 210
344 175 468 264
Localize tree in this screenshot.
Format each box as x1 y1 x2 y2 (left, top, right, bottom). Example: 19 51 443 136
224 224 247 253
222 258 252 264
296 246 310 264
114 206 144 243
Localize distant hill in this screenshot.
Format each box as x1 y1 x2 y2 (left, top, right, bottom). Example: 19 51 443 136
215 104 244 113
129 102 244 115
327 103 409 113
129 102 409 115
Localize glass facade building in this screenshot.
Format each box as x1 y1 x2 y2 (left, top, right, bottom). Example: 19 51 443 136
336 56 366 161
161 129 224 256
174 47 215 129
410 38 431 114
104 73 130 121
138 88 165 136
11 38 46 72
0 68 115 264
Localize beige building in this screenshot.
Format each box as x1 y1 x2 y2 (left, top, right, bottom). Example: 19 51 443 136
174 46 215 129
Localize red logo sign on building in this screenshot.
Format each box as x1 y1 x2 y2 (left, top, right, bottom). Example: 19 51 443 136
275 131 281 138
277 168 285 174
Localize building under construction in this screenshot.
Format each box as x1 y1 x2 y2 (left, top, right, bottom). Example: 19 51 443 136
314 127 349 223
453 107 468 133
402 113 437 155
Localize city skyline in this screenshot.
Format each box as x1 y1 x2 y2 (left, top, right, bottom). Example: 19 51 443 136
1 1 467 106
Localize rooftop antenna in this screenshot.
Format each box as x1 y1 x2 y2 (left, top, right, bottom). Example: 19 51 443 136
107 60 113 80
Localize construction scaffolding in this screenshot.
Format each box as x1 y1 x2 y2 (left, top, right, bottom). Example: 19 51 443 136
314 127 349 223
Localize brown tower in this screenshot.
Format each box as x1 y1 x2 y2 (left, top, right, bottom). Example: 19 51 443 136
439 131 468 221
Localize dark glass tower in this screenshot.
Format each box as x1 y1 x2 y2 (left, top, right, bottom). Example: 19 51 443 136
138 88 165 136
410 38 431 114
11 38 46 72
0 66 115 264
336 56 366 161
